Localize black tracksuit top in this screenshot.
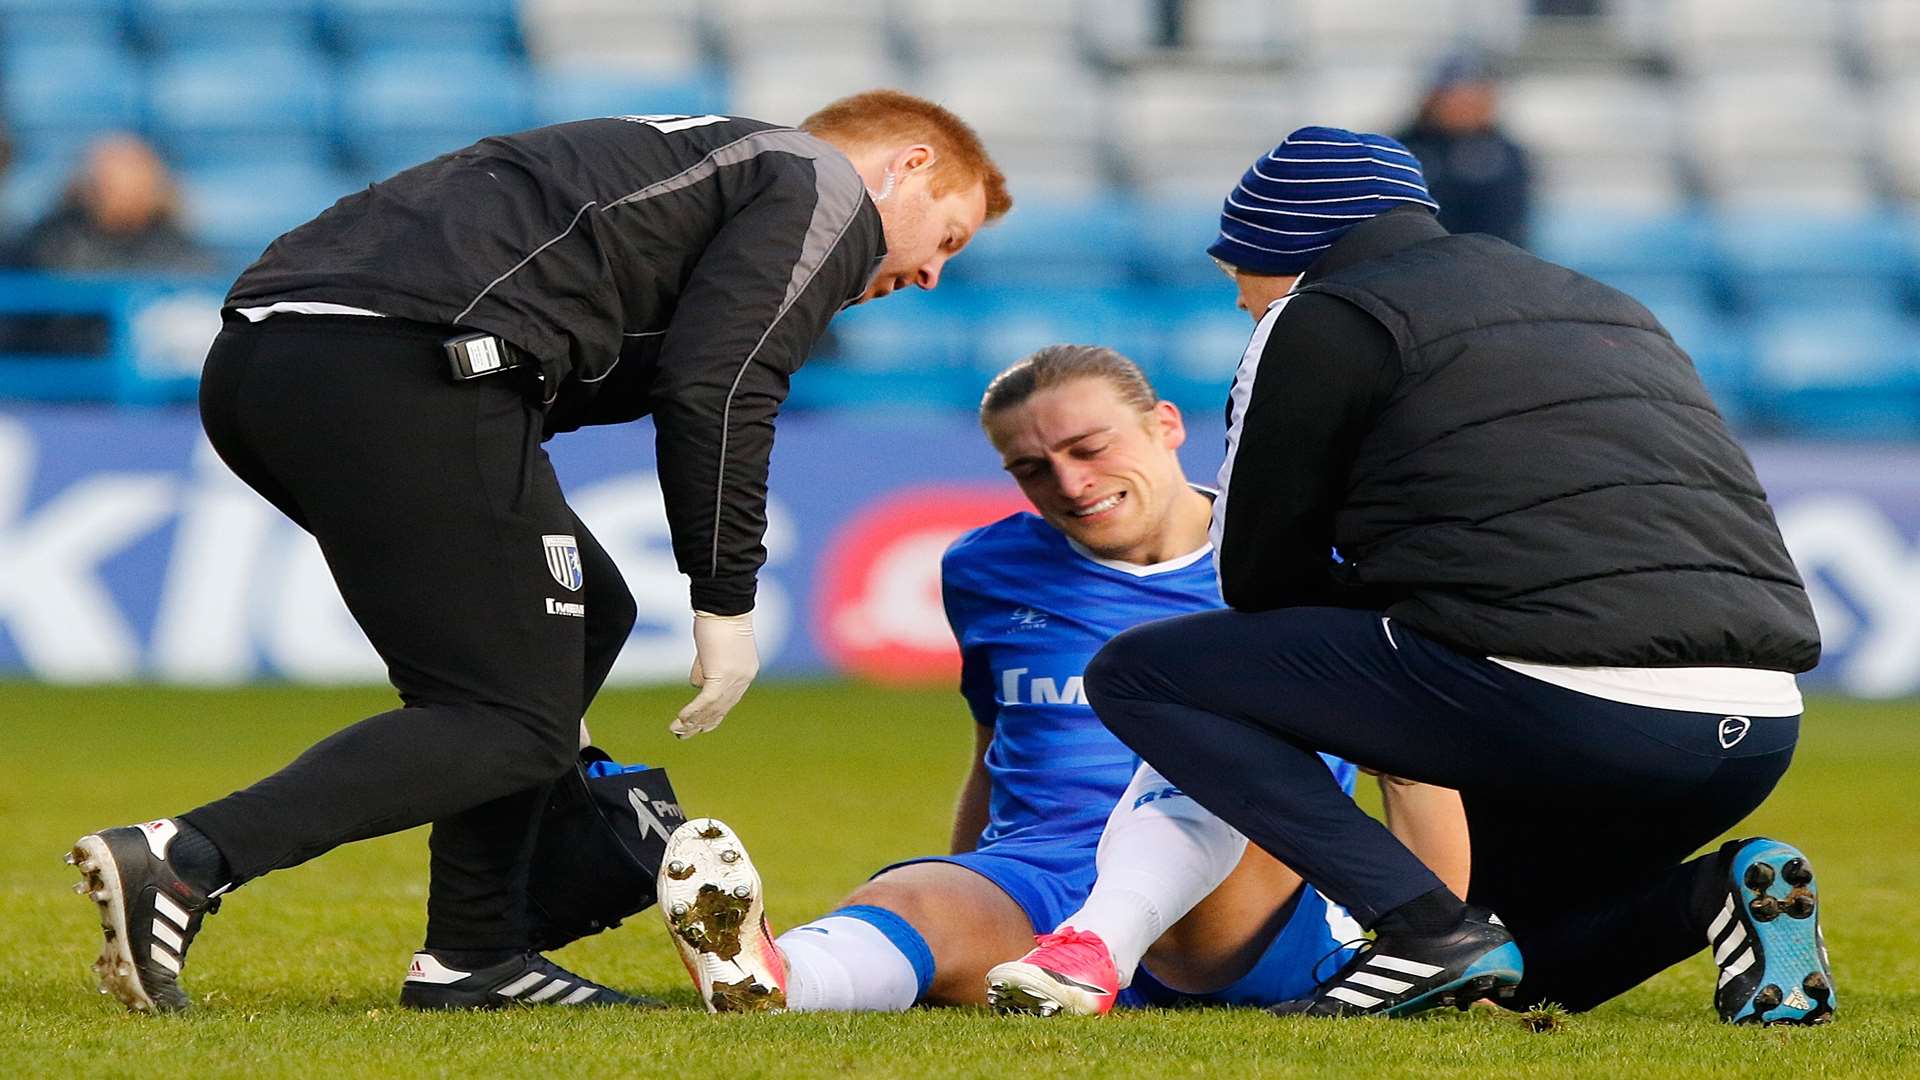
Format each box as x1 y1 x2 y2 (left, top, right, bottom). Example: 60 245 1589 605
227 115 888 615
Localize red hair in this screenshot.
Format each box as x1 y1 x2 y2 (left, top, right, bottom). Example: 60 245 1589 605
801 89 1011 221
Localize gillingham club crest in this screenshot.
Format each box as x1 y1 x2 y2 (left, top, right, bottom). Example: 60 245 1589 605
542 534 584 592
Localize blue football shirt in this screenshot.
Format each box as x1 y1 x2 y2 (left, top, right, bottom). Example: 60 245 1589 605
942 511 1357 864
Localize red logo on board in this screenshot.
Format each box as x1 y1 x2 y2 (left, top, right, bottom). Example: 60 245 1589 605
815 485 1028 684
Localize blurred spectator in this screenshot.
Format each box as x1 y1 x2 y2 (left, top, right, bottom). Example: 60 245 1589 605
1395 50 1533 248
1 135 213 356
1154 0 1185 47
7 135 212 274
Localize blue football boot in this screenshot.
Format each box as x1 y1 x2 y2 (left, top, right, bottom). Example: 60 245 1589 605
1710 838 1835 1025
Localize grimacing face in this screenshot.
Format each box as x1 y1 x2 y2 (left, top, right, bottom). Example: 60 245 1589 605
985 377 1193 565
858 147 988 303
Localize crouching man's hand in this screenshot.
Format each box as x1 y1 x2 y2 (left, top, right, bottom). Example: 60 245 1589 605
671 609 759 738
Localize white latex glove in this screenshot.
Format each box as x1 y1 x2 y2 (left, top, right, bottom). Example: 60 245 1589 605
671 609 759 738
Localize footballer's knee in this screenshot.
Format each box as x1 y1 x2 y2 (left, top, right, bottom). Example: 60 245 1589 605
843 865 1034 1006
840 877 942 937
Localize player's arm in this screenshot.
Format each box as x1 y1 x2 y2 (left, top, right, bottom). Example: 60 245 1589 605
1378 776 1471 898
1215 296 1398 612
951 722 994 854
944 554 998 854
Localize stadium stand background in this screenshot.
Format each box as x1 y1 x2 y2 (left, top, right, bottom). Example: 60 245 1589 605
0 0 1916 435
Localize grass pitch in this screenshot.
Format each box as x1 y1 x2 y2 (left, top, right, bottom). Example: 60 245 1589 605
3 682 1918 1078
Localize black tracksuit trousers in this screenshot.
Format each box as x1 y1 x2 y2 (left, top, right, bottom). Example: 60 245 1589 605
1087 606 1800 1012
180 314 635 950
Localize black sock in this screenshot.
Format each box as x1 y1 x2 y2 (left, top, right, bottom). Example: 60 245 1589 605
167 819 232 895
1373 887 1470 937
427 947 521 971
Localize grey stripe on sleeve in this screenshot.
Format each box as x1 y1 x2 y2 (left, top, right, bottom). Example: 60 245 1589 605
453 128 863 331
702 141 870 577
604 127 867 312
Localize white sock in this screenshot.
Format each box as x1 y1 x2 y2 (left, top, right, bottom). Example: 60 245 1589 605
1056 763 1248 987
774 906 931 1012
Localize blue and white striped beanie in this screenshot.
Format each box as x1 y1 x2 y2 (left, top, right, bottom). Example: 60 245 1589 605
1208 126 1439 276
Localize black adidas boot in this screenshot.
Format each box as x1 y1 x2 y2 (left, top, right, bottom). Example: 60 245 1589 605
67 820 222 1013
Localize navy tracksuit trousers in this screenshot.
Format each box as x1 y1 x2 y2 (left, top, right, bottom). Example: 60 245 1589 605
1086 606 1799 1011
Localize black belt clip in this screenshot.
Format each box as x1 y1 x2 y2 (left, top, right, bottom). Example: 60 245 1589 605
443 331 527 380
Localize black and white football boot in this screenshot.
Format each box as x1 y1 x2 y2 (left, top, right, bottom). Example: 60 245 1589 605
66 820 222 1013
1269 906 1523 1018
1709 837 1836 1025
399 951 659 1010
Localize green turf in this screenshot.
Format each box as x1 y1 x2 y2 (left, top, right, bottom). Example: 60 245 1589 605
3 683 1917 1078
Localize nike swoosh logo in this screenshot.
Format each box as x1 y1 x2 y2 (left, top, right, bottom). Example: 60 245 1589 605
1042 969 1109 994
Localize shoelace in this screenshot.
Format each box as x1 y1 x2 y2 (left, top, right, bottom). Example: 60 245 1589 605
1311 936 1376 986
171 896 219 962
525 954 611 993
1030 927 1114 977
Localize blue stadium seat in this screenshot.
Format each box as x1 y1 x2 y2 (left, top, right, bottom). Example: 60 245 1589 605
1131 195 1229 285
146 47 336 167
788 289 979 410
1140 284 1256 411
960 286 1153 379
133 0 323 48
324 0 519 54
1642 294 1755 428
1907 210 1920 303
1531 206 1718 283
179 161 359 269
1585 270 1728 310
335 50 533 175
1751 302 1920 436
0 0 126 50
0 44 144 162
943 193 1135 287
0 154 73 236
532 70 730 128
1714 209 1913 310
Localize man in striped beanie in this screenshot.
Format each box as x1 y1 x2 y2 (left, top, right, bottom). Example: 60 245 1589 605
1084 128 1830 1024
1207 125 1438 299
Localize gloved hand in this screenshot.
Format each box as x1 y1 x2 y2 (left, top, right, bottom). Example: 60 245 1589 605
671 609 759 738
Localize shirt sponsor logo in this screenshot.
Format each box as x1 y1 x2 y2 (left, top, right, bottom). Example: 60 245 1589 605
545 598 586 618
999 666 1088 706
